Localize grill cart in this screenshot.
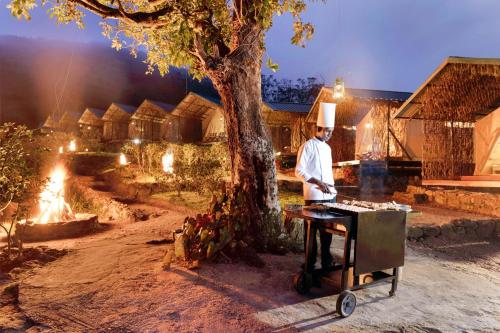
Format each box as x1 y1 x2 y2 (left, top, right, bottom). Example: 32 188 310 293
285 203 407 317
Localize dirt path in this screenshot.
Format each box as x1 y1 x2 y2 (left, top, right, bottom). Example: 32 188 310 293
3 202 496 333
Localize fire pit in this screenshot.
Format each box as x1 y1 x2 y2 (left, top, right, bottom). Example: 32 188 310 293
16 213 99 242
15 164 100 242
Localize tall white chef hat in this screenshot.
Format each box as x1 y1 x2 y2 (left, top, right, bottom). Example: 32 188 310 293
317 102 336 128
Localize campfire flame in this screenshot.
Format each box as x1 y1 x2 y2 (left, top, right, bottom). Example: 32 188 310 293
37 165 75 224
162 150 174 174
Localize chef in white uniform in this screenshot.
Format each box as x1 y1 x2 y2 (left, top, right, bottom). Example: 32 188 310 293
295 102 337 272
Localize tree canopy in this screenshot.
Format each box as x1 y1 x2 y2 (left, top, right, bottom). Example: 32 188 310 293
9 0 317 78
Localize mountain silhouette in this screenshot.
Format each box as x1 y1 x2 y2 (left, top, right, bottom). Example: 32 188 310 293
0 35 217 128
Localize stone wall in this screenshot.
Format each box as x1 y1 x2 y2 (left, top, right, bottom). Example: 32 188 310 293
394 185 500 217
68 178 134 222
407 219 499 241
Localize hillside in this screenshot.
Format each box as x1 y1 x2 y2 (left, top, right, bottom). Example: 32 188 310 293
0 36 217 128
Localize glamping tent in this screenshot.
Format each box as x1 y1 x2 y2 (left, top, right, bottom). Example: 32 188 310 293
474 107 500 175
40 115 60 133
78 108 106 140
58 111 81 134
355 106 423 161
170 92 221 143
172 92 311 150
129 99 175 142
263 103 311 153
102 103 136 141
307 87 412 163
394 57 500 182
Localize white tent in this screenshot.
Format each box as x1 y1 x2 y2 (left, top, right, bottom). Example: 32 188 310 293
202 108 226 142
474 107 500 175
355 108 423 160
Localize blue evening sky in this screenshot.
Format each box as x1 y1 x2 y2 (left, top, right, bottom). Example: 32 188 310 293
1 0 499 92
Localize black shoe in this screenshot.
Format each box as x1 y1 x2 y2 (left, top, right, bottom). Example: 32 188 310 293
312 274 322 288
300 263 316 272
321 260 336 274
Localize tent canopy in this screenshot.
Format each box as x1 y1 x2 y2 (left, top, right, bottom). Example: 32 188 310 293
132 99 175 122
102 103 137 122
78 108 106 126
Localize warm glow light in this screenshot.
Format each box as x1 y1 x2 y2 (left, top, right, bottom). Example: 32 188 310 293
162 150 174 174
333 77 345 99
85 148 89 152
37 165 74 224
119 153 128 165
365 123 373 129
58 146 64 154
133 138 141 145
68 140 76 152
87 126 91 130
276 151 282 156
445 121 474 128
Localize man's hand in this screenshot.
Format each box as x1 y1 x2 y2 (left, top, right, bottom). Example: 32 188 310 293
317 182 332 194
308 177 332 194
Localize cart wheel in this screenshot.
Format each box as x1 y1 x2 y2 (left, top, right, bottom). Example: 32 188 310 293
336 291 357 318
293 272 312 294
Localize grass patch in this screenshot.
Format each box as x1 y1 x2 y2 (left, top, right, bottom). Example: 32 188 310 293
75 151 118 157
153 190 303 213
279 190 304 210
152 191 213 212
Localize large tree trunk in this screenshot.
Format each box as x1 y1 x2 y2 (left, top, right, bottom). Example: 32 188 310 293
208 25 281 250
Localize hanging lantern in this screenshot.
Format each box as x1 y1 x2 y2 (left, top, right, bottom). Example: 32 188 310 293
119 153 127 165
333 77 345 100
58 146 64 154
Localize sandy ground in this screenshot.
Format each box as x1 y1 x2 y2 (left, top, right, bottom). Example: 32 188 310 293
1 197 499 333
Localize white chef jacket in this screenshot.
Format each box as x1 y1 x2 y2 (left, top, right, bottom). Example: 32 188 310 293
295 137 336 200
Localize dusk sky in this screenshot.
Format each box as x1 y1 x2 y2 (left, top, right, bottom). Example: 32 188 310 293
1 0 500 92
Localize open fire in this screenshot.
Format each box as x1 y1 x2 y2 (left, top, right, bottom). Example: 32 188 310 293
16 165 99 242
37 165 75 224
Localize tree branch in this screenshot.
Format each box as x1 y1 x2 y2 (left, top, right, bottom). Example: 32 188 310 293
73 0 174 27
0 194 14 214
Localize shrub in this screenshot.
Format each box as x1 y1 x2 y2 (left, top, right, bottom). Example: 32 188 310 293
123 141 230 196
0 123 41 256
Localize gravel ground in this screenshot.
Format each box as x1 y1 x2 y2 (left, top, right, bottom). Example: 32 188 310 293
0 199 498 333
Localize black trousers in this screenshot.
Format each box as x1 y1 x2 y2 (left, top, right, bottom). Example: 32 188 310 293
304 198 336 271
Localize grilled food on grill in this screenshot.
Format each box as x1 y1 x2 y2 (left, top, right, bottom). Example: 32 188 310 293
305 200 411 212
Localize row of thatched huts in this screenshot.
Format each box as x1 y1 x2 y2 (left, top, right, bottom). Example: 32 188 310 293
42 88 415 159
41 56 500 182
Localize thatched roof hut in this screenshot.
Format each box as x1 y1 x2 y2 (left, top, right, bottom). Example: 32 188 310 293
130 99 175 142
40 115 60 133
78 108 106 140
171 92 310 151
102 103 136 141
394 57 500 180
59 111 81 134
264 103 311 153
171 92 221 143
307 86 411 162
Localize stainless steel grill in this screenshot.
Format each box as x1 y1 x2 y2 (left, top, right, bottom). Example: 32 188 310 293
286 202 408 317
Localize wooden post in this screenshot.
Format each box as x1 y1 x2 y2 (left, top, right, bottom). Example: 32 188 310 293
450 118 455 179
386 103 391 160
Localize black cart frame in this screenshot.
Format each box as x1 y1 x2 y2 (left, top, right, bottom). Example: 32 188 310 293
286 207 404 317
